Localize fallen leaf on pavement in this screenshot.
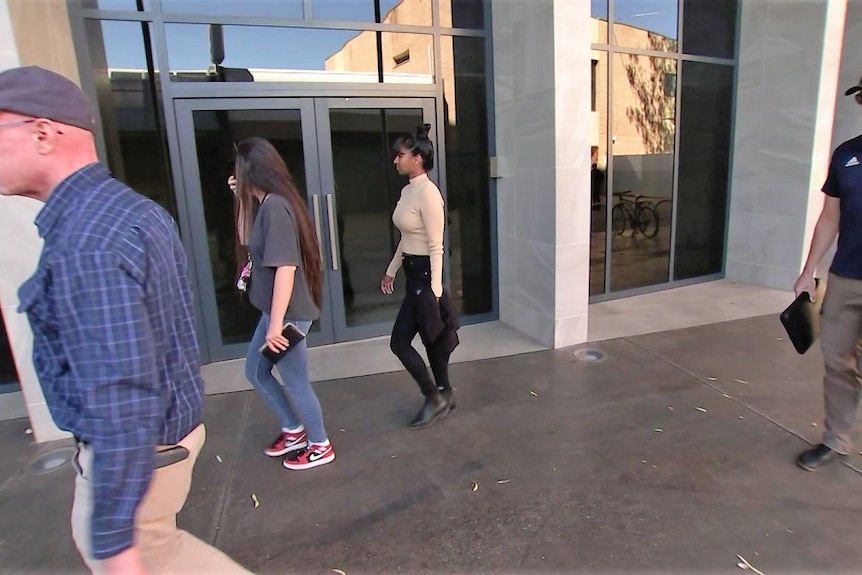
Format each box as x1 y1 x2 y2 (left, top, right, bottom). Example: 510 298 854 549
736 554 765 575
215 455 223 463
530 391 538 397
735 379 749 385
251 494 260 508
471 481 479 492
333 570 347 575
696 407 707 413
707 377 717 381
811 422 818 427
653 429 663 433
24 428 32 435
497 479 510 484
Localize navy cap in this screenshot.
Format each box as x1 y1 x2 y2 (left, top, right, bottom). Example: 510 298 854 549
0 66 95 132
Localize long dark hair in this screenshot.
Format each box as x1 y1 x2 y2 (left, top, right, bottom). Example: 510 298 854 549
394 123 434 170
234 137 323 308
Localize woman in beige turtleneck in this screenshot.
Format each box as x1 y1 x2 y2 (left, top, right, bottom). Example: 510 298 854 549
381 124 458 429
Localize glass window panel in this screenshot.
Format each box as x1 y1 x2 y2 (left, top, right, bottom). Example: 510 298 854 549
674 62 734 281
85 20 177 216
380 32 434 84
440 0 485 29
165 24 433 84
589 51 609 296
82 0 149 9
592 0 608 43
441 36 493 316
610 55 676 292
165 25 377 83
0 312 20 390
612 0 678 52
682 0 738 59
162 0 303 18
312 0 432 25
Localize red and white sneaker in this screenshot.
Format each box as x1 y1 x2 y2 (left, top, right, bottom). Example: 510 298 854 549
282 442 335 470
264 430 308 457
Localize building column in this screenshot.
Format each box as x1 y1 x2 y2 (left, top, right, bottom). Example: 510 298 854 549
491 0 591 349
726 0 847 289
0 0 78 442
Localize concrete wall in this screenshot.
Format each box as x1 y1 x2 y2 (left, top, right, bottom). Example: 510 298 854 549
492 0 591 348
726 0 846 289
0 0 78 441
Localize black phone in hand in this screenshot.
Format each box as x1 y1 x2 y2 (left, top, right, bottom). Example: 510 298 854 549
259 322 307 363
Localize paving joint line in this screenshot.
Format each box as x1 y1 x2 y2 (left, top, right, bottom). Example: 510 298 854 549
622 337 862 477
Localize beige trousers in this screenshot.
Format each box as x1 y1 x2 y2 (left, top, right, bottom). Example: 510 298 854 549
71 424 251 574
820 273 862 454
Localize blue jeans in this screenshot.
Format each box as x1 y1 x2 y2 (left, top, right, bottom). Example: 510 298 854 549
245 315 327 443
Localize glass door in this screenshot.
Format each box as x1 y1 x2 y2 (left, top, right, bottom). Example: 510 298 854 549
315 98 438 342
174 97 438 361
174 98 335 361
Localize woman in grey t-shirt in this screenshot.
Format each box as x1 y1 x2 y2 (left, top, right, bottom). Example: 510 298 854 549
230 137 334 471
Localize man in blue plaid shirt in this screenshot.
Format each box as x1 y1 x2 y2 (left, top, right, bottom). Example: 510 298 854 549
0 67 249 574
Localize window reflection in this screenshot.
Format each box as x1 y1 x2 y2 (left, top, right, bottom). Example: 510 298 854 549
441 36 492 315
610 54 676 292
674 62 734 280
85 20 177 216
592 0 608 43
312 0 432 25
612 0 678 52
83 0 147 10
162 0 303 18
0 313 19 390
589 51 609 296
440 0 485 29
682 0 738 59
165 24 433 84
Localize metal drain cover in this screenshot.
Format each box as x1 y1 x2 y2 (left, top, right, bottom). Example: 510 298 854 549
573 348 606 363
30 446 76 475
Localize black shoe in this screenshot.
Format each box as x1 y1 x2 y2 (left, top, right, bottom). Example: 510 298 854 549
440 388 456 410
409 392 450 429
796 443 846 471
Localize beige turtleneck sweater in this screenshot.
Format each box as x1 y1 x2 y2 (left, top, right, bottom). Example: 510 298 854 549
385 173 445 297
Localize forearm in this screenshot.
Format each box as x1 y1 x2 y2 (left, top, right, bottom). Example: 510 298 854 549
90 431 156 559
386 239 404 278
802 215 839 275
270 266 296 325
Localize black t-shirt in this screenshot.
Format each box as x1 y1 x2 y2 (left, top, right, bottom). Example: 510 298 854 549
823 134 862 280
247 194 320 320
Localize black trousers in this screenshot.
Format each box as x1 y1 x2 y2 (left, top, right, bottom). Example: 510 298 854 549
389 255 452 396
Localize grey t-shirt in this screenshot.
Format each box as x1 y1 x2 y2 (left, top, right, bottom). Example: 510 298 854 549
248 194 320 321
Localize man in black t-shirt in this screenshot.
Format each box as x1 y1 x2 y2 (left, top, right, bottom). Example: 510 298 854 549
794 75 862 471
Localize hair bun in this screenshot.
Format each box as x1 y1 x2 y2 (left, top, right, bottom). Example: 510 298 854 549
416 123 431 139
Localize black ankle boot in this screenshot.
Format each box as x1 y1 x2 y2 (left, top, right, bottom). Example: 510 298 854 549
440 388 456 410
409 392 449 429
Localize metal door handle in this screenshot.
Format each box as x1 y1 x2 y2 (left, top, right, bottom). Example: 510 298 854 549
325 193 339 271
311 195 325 266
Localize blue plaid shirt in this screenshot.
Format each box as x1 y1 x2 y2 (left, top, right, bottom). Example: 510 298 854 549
18 164 204 560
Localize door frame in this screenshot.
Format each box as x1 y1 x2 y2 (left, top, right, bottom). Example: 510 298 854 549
173 96 442 361
174 97 337 361
314 97 440 343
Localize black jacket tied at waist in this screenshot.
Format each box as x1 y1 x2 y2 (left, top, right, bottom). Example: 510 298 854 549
402 254 459 354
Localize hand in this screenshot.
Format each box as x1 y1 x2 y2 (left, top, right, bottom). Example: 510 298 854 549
102 546 149 575
380 274 395 295
793 271 816 301
227 175 237 195
265 322 289 354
